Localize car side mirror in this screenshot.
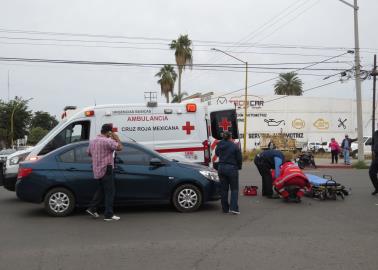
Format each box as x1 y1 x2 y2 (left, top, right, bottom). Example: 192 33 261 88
150 158 164 167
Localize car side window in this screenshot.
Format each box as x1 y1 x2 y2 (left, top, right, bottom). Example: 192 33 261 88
58 146 91 163
116 146 154 166
59 149 75 163
75 146 92 163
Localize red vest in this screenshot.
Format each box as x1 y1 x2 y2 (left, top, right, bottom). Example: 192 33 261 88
273 162 311 191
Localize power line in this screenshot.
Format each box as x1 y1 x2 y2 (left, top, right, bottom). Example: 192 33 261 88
209 51 353 100
0 57 351 71
263 80 341 104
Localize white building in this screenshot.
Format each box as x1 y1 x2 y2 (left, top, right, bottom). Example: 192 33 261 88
207 93 375 149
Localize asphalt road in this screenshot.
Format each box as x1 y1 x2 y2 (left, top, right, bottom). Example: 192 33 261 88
0 164 378 270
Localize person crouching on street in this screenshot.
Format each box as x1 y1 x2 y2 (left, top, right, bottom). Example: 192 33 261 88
215 131 242 215
86 124 123 221
254 149 285 199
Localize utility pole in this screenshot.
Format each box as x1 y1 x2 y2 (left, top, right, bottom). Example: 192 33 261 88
338 0 364 161
7 70 10 101
211 48 249 155
372 55 377 157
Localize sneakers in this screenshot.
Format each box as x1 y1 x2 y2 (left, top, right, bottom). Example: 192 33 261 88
104 215 121 221
229 210 240 215
86 209 100 218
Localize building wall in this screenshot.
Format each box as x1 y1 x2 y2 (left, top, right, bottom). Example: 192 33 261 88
209 94 375 149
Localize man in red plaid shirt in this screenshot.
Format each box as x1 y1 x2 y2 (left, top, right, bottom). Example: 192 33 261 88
86 124 122 221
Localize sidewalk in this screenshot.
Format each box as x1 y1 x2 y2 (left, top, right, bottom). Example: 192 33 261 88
315 158 371 169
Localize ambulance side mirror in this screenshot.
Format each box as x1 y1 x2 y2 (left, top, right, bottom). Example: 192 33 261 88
150 158 164 167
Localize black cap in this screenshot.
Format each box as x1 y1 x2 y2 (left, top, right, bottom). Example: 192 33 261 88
222 131 232 140
101 124 113 134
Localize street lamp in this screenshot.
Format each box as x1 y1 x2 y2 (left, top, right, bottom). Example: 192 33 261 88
10 103 20 148
338 0 364 161
211 48 249 155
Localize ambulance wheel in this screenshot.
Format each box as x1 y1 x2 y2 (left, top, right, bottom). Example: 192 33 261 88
172 184 202 213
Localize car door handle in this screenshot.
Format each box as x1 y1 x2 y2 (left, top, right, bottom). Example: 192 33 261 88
66 168 78 171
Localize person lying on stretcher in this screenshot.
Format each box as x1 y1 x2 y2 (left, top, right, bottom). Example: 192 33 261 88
271 162 311 201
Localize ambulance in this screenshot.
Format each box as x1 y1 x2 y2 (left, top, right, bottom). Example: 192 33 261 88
25 102 239 166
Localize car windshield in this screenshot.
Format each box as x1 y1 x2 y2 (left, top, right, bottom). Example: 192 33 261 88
35 120 67 146
126 142 169 162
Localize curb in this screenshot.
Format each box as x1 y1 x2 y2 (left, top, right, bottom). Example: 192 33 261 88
316 165 353 169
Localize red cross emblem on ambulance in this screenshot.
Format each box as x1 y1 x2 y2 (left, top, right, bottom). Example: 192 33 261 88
182 121 195 135
219 118 231 131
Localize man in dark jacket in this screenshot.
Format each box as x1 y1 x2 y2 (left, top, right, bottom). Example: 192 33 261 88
341 134 357 165
369 130 378 195
215 131 242 214
254 149 285 198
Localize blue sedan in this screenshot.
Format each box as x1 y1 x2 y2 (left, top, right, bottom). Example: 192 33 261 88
16 141 220 216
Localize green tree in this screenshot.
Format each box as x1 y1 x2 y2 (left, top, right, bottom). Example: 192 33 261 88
31 111 58 130
274 72 303 96
171 92 188 103
155 65 177 103
0 97 32 147
169 34 193 103
28 127 49 145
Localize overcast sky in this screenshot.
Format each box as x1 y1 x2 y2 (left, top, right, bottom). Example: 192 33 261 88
0 0 377 117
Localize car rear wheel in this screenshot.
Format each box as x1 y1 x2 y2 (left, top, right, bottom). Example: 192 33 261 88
172 184 202 213
44 187 75 217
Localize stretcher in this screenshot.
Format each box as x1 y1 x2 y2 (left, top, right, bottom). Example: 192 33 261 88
305 174 349 200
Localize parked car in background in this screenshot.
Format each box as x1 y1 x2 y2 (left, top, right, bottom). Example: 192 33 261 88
16 141 221 217
0 149 17 185
302 142 330 153
2 148 32 191
351 136 372 159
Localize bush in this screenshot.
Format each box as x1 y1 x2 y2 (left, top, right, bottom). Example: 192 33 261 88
352 161 369 169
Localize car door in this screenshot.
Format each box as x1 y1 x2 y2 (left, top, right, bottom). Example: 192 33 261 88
57 144 96 204
114 145 171 202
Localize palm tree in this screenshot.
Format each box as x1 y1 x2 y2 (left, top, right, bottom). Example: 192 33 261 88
171 92 188 103
155 65 177 103
274 72 303 96
169 34 193 103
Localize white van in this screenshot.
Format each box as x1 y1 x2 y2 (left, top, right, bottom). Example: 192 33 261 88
25 102 239 165
351 136 372 158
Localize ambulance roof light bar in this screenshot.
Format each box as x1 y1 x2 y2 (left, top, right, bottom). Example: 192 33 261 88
64 106 77 111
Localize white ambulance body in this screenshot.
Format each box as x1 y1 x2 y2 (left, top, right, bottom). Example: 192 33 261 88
26 102 239 166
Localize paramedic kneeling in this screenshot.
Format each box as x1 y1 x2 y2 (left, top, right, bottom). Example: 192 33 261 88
254 149 285 199
215 131 242 215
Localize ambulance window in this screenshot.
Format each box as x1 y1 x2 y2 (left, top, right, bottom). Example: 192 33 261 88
115 146 153 166
210 110 238 140
39 121 91 155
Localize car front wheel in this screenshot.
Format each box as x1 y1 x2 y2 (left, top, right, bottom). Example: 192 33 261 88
44 187 75 217
172 184 202 212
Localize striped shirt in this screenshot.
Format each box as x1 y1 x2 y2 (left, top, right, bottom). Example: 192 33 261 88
87 135 119 179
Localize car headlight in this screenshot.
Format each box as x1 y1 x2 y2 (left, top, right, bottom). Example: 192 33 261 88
9 152 30 165
9 156 20 165
199 170 219 181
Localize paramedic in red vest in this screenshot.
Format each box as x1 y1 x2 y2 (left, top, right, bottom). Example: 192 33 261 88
254 149 284 199
215 131 242 214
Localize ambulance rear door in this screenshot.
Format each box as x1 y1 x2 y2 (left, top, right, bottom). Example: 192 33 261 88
207 105 239 165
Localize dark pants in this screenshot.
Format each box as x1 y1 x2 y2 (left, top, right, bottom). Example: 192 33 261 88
88 165 115 218
218 164 239 213
331 150 339 164
254 156 274 196
369 155 378 191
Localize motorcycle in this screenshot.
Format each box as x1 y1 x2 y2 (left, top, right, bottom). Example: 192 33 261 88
295 151 317 169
